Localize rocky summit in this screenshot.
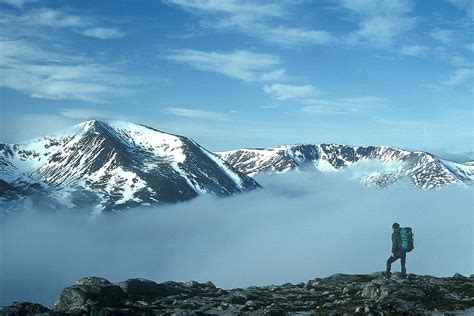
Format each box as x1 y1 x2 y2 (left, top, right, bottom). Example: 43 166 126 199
1 273 473 315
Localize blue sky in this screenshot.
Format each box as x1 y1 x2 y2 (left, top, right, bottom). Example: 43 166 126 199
0 0 472 157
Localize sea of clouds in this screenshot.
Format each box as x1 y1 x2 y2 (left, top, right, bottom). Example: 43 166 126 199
1 169 472 306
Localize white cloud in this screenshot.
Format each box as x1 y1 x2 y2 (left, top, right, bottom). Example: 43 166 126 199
448 0 474 19
1 8 125 40
0 39 131 102
450 56 471 67
400 44 429 57
340 0 416 47
258 69 286 81
263 83 319 101
24 8 88 27
164 0 332 47
429 28 454 45
441 68 474 86
300 96 386 115
339 0 412 16
163 0 284 18
165 106 230 121
257 26 332 46
81 27 125 39
0 0 37 9
58 108 113 120
164 49 282 82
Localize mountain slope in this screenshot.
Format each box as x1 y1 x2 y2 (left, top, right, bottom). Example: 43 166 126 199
216 144 474 188
0 120 259 212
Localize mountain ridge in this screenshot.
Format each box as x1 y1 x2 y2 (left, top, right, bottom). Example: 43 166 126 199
215 143 474 188
1 120 472 213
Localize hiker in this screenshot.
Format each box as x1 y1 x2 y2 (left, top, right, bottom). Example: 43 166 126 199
385 222 407 277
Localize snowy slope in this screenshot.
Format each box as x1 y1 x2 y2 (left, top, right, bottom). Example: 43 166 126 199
216 144 474 188
0 120 259 212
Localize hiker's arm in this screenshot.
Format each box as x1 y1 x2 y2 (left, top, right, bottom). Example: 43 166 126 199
391 233 399 254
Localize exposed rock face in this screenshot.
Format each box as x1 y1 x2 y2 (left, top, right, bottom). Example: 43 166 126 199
1 273 473 315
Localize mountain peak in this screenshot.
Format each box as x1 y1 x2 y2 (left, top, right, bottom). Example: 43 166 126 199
0 121 259 212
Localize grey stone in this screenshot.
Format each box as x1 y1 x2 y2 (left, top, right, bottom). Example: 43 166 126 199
75 277 111 286
361 283 379 299
452 273 466 280
54 286 88 311
225 291 249 304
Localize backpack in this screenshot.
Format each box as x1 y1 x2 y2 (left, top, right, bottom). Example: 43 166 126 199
400 227 414 252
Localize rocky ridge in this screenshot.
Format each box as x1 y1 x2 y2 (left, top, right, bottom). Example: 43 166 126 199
216 144 474 188
1 273 473 315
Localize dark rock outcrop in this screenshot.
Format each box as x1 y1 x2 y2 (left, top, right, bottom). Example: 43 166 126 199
1 273 473 315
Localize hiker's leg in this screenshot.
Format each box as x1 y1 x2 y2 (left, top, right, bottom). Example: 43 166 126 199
400 252 406 274
386 255 398 272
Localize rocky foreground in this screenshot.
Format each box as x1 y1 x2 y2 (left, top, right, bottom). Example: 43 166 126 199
1 272 473 315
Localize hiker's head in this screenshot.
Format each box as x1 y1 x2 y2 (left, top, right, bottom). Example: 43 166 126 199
392 222 400 230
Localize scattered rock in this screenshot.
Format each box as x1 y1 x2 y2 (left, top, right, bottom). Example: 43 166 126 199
2 272 474 315
452 273 466 280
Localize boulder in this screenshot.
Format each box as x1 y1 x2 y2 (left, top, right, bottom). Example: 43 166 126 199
118 278 186 299
452 273 466 280
225 291 249 304
320 273 374 285
75 276 112 286
54 283 127 312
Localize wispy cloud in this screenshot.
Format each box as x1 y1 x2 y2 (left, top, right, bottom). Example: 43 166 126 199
24 8 88 27
163 0 284 18
165 106 230 121
263 83 319 101
448 0 474 19
301 96 387 115
441 68 474 86
429 28 454 45
1 8 125 40
258 69 286 81
81 27 125 39
253 25 331 47
164 49 283 82
164 0 332 47
263 83 387 115
400 44 429 57
0 0 37 9
340 0 416 47
0 39 131 102
0 5 132 102
58 108 113 120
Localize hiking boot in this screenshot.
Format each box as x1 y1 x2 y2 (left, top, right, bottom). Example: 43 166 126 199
401 268 407 278
382 271 392 279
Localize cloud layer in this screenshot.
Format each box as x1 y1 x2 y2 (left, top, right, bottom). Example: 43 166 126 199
1 171 472 306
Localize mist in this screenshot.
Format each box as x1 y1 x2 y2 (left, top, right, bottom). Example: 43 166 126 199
1 170 473 306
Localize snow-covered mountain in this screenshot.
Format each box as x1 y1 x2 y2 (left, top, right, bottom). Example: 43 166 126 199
0 120 259 213
216 144 474 188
